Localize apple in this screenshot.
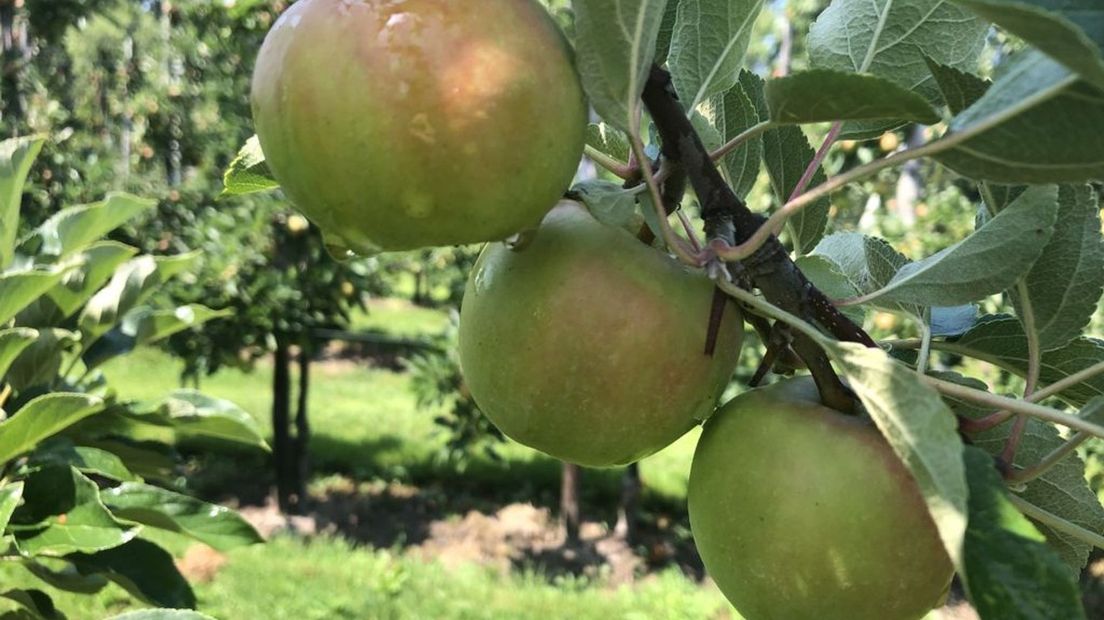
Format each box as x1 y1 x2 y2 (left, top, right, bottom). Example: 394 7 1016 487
689 377 953 620
251 0 587 253
458 201 744 467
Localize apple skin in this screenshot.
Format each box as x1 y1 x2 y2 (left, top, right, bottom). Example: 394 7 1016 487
251 0 586 253
689 377 953 620
458 201 744 467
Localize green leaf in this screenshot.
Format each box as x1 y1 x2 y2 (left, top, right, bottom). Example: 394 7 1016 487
103 483 262 552
0 267 73 327
1012 185 1104 352
107 611 215 620
45 242 139 319
221 135 279 197
740 71 828 254
704 78 762 199
946 315 1104 408
82 439 175 483
128 390 268 450
11 467 135 557
20 561 107 595
925 57 990 115
78 253 201 345
966 410 1104 572
653 0 681 64
950 0 1104 92
935 52 1104 183
26 441 139 483
808 0 987 138
668 0 764 111
854 185 1059 307
0 137 45 271
20 194 154 260
793 255 865 325
67 539 195 609
572 0 668 132
0 394 104 464
571 180 642 232
828 343 968 565
765 70 940 126
0 483 23 533
584 123 631 164
0 328 38 379
5 329 79 392
0 589 64 620
960 447 1086 618
811 232 921 315
82 304 231 373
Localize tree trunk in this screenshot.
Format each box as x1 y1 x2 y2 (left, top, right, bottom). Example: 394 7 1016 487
0 0 25 132
272 338 294 513
293 347 312 514
560 462 581 543
614 463 641 542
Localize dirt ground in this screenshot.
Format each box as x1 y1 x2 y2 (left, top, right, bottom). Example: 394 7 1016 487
175 480 1104 620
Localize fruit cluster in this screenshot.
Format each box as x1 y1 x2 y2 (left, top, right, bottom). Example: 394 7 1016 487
251 1 952 618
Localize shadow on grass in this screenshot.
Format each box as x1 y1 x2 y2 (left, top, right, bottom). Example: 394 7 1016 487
181 431 703 583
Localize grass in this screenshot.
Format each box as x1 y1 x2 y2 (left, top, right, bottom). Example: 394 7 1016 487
1 301 728 619
0 537 733 620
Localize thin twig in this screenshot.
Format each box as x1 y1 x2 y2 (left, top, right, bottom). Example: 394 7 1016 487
1010 431 1091 485
583 144 632 179
714 73 1079 263
926 376 1104 440
709 120 773 163
1009 493 1104 551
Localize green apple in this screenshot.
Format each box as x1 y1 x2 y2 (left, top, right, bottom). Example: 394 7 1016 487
251 0 586 253
689 377 953 620
458 201 744 467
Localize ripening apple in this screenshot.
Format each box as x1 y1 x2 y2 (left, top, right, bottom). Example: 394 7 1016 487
689 377 953 620
251 0 587 253
458 201 744 467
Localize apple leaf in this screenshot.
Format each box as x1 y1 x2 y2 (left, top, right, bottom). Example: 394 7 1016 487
0 588 63 620
0 482 23 534
67 539 195 609
102 483 262 552
851 185 1058 307
765 70 940 126
926 57 990 115
949 0 1104 92
793 255 865 325
0 327 38 379
572 179 642 232
0 136 45 270
959 447 1086 619
0 394 104 464
19 193 154 260
221 135 279 197
828 343 968 566
572 0 669 133
808 0 987 138
935 51 1104 183
740 71 828 255
705 79 762 199
1011 185 1104 352
12 467 135 557
585 122 631 164
946 315 1104 408
668 0 764 111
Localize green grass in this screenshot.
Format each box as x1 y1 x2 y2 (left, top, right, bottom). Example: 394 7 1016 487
349 298 453 338
0 537 733 620
19 301 717 619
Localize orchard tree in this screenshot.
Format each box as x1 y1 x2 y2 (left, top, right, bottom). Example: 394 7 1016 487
239 0 1104 618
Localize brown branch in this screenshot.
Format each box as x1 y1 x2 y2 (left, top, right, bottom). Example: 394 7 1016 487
641 65 875 414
